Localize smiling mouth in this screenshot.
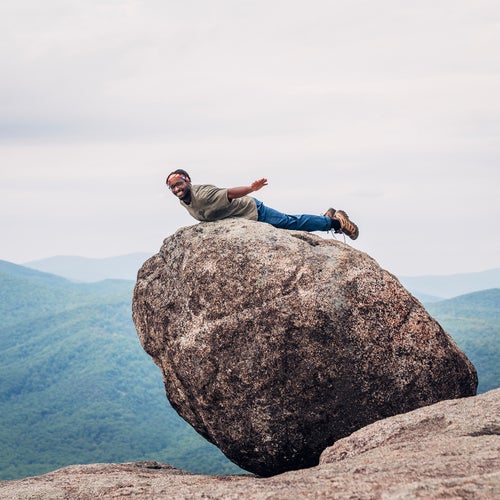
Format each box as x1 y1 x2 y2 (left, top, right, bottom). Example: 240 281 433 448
176 190 189 201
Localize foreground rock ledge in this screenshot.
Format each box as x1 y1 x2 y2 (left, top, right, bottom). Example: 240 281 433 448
132 219 477 476
1 390 498 499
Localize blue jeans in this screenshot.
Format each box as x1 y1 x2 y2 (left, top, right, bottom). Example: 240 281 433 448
254 199 332 232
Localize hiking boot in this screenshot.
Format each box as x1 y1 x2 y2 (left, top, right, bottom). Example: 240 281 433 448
324 208 336 219
324 208 339 232
333 210 359 240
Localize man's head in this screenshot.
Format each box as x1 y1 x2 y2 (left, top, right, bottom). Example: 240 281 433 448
166 169 192 201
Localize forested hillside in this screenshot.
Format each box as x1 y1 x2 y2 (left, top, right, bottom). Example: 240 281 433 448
0 261 242 481
1 261 498 482
424 288 500 394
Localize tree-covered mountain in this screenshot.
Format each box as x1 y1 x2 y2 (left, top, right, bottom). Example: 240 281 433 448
0 260 133 327
1 261 498 482
0 261 242 481
424 289 500 394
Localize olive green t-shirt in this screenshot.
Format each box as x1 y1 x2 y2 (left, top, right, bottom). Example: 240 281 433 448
181 184 258 222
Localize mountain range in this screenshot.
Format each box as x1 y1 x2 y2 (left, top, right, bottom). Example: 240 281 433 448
399 268 500 300
23 253 152 283
1 257 498 482
23 254 500 302
0 260 242 481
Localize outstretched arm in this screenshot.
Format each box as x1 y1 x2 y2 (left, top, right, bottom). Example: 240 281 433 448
227 178 268 200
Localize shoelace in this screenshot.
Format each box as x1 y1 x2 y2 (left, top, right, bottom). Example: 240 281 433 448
327 229 346 243
322 211 347 243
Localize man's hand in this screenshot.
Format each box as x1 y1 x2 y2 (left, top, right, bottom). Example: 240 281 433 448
251 178 268 192
227 178 268 200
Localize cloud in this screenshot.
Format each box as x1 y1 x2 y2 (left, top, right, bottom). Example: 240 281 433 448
0 0 498 274
1 1 498 141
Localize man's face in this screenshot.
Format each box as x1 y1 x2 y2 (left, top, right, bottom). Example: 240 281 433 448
168 176 191 201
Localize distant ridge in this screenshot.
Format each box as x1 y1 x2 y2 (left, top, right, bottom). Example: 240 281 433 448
23 253 152 282
0 259 70 285
399 268 500 300
22 254 500 297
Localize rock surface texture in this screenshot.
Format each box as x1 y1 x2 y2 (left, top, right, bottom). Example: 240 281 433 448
132 219 477 476
2 390 498 499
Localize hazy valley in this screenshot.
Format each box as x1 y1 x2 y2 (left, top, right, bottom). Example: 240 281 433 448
0 255 498 481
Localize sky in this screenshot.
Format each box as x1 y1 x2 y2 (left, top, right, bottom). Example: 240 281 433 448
1 0 499 276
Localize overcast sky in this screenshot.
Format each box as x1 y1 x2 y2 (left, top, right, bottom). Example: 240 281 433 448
1 0 498 276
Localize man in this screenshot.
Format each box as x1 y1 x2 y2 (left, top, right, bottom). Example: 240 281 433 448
166 169 359 240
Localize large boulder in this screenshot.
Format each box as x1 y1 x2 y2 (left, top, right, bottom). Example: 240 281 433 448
132 219 477 476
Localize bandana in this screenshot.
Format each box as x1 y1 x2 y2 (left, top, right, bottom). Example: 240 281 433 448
167 173 188 186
